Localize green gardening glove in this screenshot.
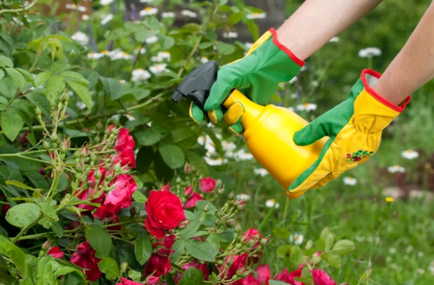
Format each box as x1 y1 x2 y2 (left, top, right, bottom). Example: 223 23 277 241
189 28 304 134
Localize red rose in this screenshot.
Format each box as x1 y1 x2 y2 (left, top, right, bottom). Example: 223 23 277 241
161 183 170 191
184 192 203 209
220 253 248 280
145 190 185 239
310 269 336 285
1 204 10 214
116 277 142 285
48 247 64 259
274 265 304 285
70 241 102 281
154 235 175 256
182 261 210 280
243 228 262 247
113 128 136 168
144 254 171 277
76 167 107 212
94 174 137 220
200 177 216 193
237 264 270 285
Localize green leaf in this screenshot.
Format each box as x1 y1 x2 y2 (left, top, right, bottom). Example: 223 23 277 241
0 78 17 98
272 227 291 239
218 0 229 5
198 42 214 49
98 257 120 280
332 239 355 255
0 55 13 67
170 240 185 261
158 34 175 50
216 42 235 55
166 127 195 143
0 236 27 274
6 180 40 191
67 81 92 109
246 20 259 40
0 70 4 80
320 252 342 268
46 75 65 102
136 129 162 146
319 228 334 251
184 151 209 176
60 71 88 84
269 281 292 285
34 72 52 87
5 203 41 228
132 191 148 203
134 30 154 42
276 245 291 258
206 234 221 255
5 68 25 89
185 240 215 262
24 172 49 190
26 92 51 116
290 245 304 265
178 268 204 285
101 77 122 101
39 202 59 221
51 221 64 238
158 144 185 169
181 217 202 239
135 232 152 265
36 256 59 285
85 225 112 258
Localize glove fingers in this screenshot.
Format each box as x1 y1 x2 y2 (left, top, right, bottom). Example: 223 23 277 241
223 101 245 125
294 120 328 146
205 71 236 111
189 103 204 124
208 107 224 124
228 122 244 135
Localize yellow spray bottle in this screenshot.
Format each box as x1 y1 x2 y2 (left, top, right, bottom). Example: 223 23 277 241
172 61 325 198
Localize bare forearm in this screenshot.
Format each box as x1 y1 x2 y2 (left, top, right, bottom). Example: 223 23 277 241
373 2 434 105
276 0 383 60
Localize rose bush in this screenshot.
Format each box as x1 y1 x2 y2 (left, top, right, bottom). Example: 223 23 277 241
0 0 359 284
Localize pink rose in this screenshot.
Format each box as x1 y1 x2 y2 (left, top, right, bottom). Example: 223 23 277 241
220 254 248 280
145 276 160 284
184 186 193 197
200 177 216 193
145 190 186 239
310 269 336 285
70 241 102 281
237 264 270 285
184 192 203 209
47 247 64 259
76 167 107 212
243 228 262 248
94 174 137 220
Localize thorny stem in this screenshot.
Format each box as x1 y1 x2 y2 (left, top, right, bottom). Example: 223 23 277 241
0 0 39 15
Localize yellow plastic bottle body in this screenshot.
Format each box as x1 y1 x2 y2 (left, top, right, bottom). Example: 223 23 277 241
223 90 326 190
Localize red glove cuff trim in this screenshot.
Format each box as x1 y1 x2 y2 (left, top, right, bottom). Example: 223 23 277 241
361 69 411 113
269 28 305 67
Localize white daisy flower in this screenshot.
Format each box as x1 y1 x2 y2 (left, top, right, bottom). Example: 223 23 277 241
76 102 87 110
246 12 266 19
157 51 171 61
87 52 103 60
235 194 251 201
181 10 197 18
140 7 158 17
204 157 226 166
406 245 413 253
82 14 90 21
131 68 151 81
149 63 168 74
162 12 175 18
71 31 89 46
221 140 236 153
265 198 279 209
200 56 209 63
416 269 425 274
134 46 146 55
389 248 397 254
296 103 317 112
343 177 357 186
235 149 254 160
119 79 126 84
101 14 113 25
65 3 87 12
140 0 154 2
100 50 111 57
289 233 304 245
110 50 133 60
329 37 339 43
223 32 238 39
358 47 382 58
100 0 114 6
417 251 424 258
244 42 253 49
254 168 268 177
289 76 297 84
387 165 405 173
401 150 419 159
287 107 294 112
146 36 158 44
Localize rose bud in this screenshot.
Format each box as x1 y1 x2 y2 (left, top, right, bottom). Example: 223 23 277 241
184 163 191 174
184 186 193 197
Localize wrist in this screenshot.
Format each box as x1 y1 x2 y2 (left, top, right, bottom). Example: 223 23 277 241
270 28 305 67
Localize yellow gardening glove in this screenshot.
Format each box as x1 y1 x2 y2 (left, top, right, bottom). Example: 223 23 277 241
287 69 411 199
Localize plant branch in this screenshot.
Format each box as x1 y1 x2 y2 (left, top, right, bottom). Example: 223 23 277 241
0 0 39 15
